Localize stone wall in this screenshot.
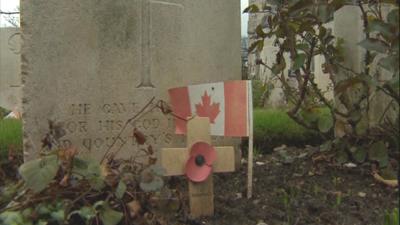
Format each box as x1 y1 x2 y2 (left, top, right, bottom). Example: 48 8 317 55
0 27 21 111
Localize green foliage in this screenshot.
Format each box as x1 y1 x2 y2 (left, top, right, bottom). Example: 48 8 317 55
0 119 22 160
115 181 127 199
72 157 105 190
245 1 399 166
0 202 66 225
0 101 175 225
368 141 389 168
68 206 96 224
254 108 325 152
140 165 165 192
384 208 399 225
18 155 59 193
252 79 268 108
94 201 123 225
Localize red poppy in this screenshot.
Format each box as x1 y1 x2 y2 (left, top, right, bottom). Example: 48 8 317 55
185 141 217 182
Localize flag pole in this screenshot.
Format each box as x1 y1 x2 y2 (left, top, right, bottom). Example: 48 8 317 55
247 80 254 199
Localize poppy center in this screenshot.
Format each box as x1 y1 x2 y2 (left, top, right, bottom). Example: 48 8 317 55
195 155 206 166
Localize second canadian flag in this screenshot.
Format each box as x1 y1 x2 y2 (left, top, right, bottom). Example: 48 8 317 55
168 80 252 137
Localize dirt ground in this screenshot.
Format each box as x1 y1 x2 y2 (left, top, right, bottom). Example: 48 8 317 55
164 146 399 225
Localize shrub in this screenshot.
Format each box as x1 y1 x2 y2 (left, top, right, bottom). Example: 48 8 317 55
252 79 267 108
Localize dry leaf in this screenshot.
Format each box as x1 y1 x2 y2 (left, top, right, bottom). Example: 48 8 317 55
59 174 69 187
372 171 398 188
127 200 142 218
133 128 146 145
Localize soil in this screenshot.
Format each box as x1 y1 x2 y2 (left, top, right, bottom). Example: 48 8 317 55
164 145 399 225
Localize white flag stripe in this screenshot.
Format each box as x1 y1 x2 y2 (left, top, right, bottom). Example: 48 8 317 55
248 80 252 135
188 82 225 135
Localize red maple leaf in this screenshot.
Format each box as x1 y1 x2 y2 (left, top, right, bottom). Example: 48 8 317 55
195 91 220 123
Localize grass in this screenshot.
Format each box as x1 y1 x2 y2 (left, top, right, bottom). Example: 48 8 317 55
0 108 328 158
253 108 324 153
0 119 23 160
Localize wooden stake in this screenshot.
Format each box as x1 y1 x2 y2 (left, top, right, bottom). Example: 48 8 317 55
247 80 254 199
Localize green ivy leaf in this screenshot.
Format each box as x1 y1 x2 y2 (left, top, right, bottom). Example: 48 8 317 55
37 220 47 225
256 25 267 38
68 206 96 222
387 8 399 26
115 181 127 199
352 147 366 163
368 141 389 168
94 201 123 225
243 4 259 13
320 140 332 152
50 209 65 223
368 19 393 38
355 116 369 136
72 158 105 190
272 62 286 75
257 39 264 52
140 176 164 193
0 211 31 225
358 38 390 54
292 53 306 71
148 165 166 177
18 155 59 193
248 40 264 53
336 149 348 164
379 55 399 73
296 43 310 52
318 115 333 133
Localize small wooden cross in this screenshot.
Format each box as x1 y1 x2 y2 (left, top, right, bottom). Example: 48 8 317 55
161 117 236 218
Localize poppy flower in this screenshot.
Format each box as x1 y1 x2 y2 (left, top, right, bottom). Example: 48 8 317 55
185 141 217 182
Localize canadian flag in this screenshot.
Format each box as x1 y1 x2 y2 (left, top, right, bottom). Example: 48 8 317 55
168 80 252 137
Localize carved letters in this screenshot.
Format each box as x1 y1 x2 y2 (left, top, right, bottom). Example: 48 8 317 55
62 102 173 152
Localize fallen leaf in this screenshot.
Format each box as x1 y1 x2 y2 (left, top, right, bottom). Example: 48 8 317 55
256 161 266 166
358 192 367 198
127 201 142 218
372 171 398 188
133 128 146 145
344 162 357 168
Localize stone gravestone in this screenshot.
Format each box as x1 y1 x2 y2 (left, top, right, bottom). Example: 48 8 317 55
21 0 241 161
0 27 22 111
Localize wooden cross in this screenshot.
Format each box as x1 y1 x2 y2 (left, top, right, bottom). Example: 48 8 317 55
161 117 236 218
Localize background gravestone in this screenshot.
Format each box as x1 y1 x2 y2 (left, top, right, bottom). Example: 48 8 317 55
21 0 241 161
0 27 21 111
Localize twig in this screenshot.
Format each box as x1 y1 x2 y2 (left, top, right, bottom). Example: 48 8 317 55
100 97 156 163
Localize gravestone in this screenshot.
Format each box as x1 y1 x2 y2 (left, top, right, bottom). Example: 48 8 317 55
0 27 22 111
333 4 398 129
21 0 241 161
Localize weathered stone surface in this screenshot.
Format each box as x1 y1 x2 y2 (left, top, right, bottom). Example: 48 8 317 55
0 27 21 111
21 0 241 161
